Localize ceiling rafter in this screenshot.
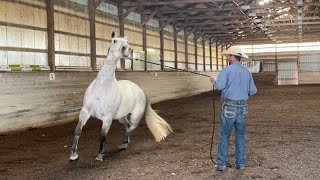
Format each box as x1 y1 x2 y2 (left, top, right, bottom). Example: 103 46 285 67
114 0 320 44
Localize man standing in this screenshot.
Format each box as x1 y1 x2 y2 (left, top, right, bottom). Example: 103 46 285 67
210 47 257 171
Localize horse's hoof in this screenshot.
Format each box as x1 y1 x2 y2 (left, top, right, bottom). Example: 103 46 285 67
95 154 104 161
117 143 128 150
70 152 79 161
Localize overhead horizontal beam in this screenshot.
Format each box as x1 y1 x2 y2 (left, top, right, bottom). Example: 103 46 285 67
161 2 320 14
266 21 320 26
178 17 320 28
172 15 246 21
123 0 226 7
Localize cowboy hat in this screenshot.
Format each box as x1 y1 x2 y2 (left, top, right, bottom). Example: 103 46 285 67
221 46 249 58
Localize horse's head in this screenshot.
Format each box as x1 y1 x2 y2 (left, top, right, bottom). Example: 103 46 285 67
109 31 132 59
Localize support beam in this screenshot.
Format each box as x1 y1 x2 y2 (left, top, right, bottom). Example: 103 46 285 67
118 0 125 70
142 14 147 71
209 38 212 71
46 0 55 71
221 46 224 68
215 43 219 71
176 26 185 34
194 35 198 71
184 29 189 70
160 17 175 31
88 0 97 72
186 29 196 37
123 6 139 18
124 0 222 6
160 21 164 71
173 25 178 70
94 0 104 8
275 44 278 74
202 38 206 71
162 2 320 14
142 9 159 25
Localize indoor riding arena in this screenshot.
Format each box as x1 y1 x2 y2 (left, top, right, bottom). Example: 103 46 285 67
1 0 320 179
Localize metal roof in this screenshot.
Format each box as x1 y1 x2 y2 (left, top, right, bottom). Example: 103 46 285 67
105 0 320 44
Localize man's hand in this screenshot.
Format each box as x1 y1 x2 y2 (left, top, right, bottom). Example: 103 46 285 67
209 76 215 83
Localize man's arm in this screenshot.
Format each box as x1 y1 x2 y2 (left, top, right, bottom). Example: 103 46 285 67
248 73 257 96
210 69 228 90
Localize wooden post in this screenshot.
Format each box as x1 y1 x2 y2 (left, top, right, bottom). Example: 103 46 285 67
173 24 178 70
209 39 212 71
275 44 278 73
202 38 206 71
215 43 219 70
142 14 147 71
118 0 125 70
160 21 164 71
194 35 198 71
46 0 55 71
88 0 97 71
184 29 188 70
221 46 224 68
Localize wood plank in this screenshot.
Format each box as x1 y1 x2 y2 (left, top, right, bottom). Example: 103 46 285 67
46 0 55 71
160 21 164 71
173 24 178 70
88 0 97 71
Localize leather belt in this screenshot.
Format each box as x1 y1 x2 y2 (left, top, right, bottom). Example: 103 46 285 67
224 99 247 103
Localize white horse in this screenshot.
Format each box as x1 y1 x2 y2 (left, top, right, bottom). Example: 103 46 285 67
70 32 172 161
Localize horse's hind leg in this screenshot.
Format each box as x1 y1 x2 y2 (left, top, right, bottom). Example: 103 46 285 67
118 115 131 150
96 117 112 161
70 108 90 161
118 112 143 150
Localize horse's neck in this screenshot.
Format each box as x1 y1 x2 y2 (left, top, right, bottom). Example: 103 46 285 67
95 53 118 85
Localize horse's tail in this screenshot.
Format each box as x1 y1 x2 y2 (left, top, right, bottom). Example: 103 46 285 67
145 101 172 142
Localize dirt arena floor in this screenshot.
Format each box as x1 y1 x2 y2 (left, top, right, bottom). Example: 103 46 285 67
1 84 320 180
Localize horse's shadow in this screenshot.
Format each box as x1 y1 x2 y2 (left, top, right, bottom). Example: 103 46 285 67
67 149 124 170
67 138 158 171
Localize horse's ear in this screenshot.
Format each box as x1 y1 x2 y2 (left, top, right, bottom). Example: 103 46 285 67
111 31 115 38
124 36 128 39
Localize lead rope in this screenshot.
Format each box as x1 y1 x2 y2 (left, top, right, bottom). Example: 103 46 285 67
210 88 217 165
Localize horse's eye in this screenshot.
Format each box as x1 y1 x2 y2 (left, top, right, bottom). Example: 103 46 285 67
114 40 117 43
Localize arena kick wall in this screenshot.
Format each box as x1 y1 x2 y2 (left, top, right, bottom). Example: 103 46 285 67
0 71 217 134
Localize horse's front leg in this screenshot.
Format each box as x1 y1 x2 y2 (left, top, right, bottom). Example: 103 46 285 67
96 117 112 161
70 108 90 160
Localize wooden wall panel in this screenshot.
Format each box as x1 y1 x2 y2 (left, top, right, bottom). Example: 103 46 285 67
7 27 22 47
163 33 174 67
21 4 34 26
0 51 7 65
8 51 21 65
21 52 35 65
0 0 46 66
6 1 21 24
21 29 35 48
0 71 217 134
53 0 90 68
0 26 6 46
177 37 185 63
34 5 47 28
0 1 5 22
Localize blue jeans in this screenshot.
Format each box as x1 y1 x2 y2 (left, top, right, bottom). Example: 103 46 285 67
217 101 248 168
